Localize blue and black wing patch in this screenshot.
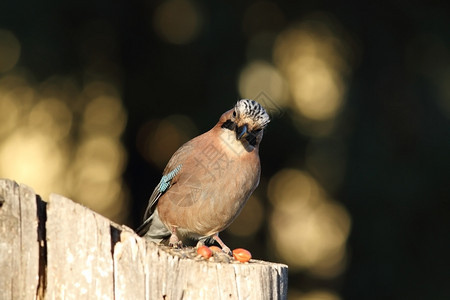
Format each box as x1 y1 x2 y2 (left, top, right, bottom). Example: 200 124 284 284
158 164 182 193
137 164 182 236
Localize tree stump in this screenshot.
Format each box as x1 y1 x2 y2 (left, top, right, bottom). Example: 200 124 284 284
0 179 288 299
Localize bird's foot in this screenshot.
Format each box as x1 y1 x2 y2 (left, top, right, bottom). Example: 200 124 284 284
212 234 231 255
169 241 183 248
168 230 183 248
221 245 231 255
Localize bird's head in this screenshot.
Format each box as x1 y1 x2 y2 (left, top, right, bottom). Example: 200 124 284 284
219 99 270 147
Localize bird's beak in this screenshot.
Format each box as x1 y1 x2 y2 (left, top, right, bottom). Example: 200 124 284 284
236 124 248 140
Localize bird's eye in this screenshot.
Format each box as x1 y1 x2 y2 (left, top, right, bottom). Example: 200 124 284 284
232 110 236 117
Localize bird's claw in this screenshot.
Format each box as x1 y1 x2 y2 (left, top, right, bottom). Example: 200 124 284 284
221 246 231 256
169 232 183 248
169 241 183 248
212 234 232 256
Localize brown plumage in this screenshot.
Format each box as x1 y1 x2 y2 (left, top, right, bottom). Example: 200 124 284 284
137 99 270 253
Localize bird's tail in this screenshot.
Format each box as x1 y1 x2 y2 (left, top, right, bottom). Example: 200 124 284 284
135 210 171 242
135 215 153 236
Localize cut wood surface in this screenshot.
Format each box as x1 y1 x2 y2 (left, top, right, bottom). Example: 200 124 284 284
0 180 39 300
0 179 288 299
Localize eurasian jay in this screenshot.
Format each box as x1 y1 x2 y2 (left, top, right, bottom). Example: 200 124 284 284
137 99 270 254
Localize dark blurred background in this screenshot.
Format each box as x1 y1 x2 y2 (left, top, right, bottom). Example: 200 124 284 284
1 1 450 299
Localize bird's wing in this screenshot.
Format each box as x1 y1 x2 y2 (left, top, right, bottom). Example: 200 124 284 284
145 164 182 216
136 141 196 236
136 165 182 236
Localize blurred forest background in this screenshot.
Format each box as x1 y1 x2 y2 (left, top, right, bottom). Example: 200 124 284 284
0 0 450 299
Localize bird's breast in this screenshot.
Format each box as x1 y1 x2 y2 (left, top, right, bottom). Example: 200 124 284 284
157 131 260 237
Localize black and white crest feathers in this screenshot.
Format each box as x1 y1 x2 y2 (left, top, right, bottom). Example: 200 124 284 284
235 99 270 128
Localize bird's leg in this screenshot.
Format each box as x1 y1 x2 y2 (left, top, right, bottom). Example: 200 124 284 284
212 233 231 255
168 226 182 248
196 239 205 248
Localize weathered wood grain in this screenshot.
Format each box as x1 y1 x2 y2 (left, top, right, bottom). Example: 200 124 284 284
0 179 39 300
143 242 287 299
45 193 114 300
113 228 147 300
0 178 288 300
